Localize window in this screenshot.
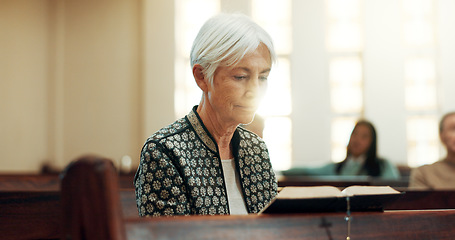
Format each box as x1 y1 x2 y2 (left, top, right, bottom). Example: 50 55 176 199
326 0 363 162
402 0 440 167
252 0 293 170
174 0 220 118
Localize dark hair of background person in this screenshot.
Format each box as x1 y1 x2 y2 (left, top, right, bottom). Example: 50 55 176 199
335 120 381 177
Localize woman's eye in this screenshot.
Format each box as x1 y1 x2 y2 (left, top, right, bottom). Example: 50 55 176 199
259 76 268 81
234 76 247 80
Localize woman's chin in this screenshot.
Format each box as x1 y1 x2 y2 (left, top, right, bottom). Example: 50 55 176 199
237 115 255 125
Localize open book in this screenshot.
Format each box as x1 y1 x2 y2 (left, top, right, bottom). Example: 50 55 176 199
260 185 403 214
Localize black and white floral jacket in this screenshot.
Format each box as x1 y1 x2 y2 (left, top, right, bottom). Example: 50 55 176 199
134 106 278 217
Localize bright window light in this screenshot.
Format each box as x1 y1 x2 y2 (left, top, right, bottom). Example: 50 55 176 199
326 0 363 163
402 0 440 167
407 116 440 167
252 0 292 171
404 58 436 110
329 57 362 84
403 20 434 47
175 0 220 56
403 0 433 16
331 117 357 162
327 0 360 20
252 0 292 54
326 0 362 51
174 0 220 118
257 58 291 116
329 57 363 113
327 22 362 51
263 117 292 170
252 0 291 22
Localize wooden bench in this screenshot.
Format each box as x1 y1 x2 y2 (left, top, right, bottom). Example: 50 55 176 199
0 163 137 240
278 175 409 188
384 190 455 210
0 190 138 240
0 191 61 240
2 156 455 239
60 156 455 240
0 172 134 191
0 174 60 191
123 210 455 240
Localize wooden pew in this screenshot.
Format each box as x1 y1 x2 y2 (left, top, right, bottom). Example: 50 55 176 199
0 191 61 240
277 175 409 188
278 175 371 187
61 155 126 240
123 210 455 240
0 170 137 240
60 156 455 240
0 174 60 191
0 190 138 240
384 190 455 210
3 188 454 239
0 172 134 191
2 156 455 240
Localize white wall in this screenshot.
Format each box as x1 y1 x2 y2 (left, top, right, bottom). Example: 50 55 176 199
0 0 50 172
438 0 455 114
60 0 141 167
292 0 332 166
142 0 176 138
363 0 408 164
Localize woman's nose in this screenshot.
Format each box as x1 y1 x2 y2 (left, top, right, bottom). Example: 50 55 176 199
246 77 260 98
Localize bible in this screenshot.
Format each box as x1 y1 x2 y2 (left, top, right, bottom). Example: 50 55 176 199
260 185 403 214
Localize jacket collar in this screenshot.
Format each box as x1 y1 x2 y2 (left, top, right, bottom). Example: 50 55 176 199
187 106 242 156
187 106 218 153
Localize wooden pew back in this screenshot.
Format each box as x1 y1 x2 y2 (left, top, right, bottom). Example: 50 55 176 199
0 191 61 240
0 172 134 191
60 155 127 240
0 174 60 191
0 190 137 240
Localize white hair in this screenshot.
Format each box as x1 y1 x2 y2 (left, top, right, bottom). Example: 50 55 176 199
190 13 276 84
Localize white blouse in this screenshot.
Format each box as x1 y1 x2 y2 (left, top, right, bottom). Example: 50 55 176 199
221 159 248 215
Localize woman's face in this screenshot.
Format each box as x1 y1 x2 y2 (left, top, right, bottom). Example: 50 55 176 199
348 124 373 157
207 43 271 126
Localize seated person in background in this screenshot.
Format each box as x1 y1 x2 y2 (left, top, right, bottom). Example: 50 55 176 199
134 13 278 217
409 112 455 189
282 120 400 179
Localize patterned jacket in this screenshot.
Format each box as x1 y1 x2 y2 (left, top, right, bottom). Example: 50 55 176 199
134 106 278 217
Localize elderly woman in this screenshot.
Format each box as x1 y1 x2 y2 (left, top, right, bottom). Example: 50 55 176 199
134 13 278 217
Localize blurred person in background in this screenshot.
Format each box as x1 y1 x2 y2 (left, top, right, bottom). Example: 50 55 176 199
409 112 455 189
282 120 400 179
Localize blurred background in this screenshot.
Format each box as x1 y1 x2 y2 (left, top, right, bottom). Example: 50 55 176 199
1 0 455 173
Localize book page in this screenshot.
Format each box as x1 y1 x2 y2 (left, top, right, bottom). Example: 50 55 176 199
341 185 400 196
278 186 343 199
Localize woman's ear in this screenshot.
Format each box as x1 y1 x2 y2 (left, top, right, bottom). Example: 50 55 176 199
193 64 208 92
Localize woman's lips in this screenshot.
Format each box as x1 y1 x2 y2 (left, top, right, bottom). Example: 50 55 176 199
235 105 256 111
